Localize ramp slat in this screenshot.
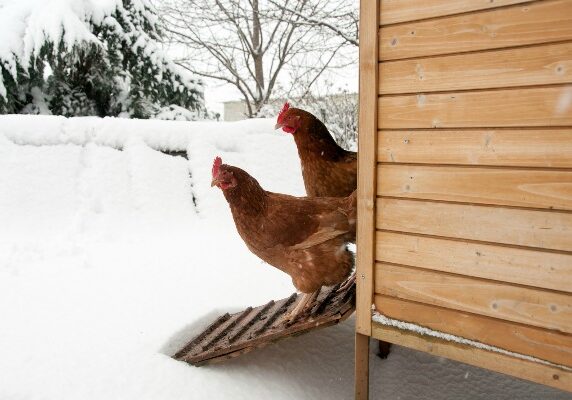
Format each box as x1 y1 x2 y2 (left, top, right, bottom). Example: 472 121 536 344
173 277 355 366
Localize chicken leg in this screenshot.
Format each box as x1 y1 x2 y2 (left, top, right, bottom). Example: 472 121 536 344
337 270 356 293
284 290 319 324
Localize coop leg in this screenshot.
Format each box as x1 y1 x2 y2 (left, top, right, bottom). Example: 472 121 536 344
355 332 370 400
377 340 392 359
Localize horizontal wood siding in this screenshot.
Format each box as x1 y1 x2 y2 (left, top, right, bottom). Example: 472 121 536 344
375 231 572 293
378 86 572 129
372 323 572 392
375 263 572 333
377 129 572 167
372 0 572 385
379 42 572 94
377 198 572 252
377 165 572 210
374 295 572 367
379 0 572 61
379 0 532 26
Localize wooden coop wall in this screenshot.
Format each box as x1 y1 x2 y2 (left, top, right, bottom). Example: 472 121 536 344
356 0 572 394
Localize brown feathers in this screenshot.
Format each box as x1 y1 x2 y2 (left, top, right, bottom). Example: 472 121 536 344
212 160 356 294
275 106 357 197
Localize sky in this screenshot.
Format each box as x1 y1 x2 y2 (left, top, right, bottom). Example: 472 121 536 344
202 63 359 116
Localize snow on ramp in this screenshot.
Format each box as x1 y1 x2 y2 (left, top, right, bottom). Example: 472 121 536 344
0 116 569 400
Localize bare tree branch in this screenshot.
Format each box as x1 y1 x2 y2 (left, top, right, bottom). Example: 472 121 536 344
159 0 357 117
268 0 358 47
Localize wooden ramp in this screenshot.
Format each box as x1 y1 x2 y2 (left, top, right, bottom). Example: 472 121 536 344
174 280 355 366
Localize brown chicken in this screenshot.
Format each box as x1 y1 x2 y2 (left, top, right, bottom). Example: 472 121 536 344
211 156 356 322
274 102 357 197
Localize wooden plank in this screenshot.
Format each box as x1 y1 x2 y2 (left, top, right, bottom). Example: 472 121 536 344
175 280 356 366
374 295 572 367
379 0 532 26
355 333 370 400
378 86 572 129
355 0 379 337
376 198 572 252
371 322 572 392
379 42 572 94
377 165 572 211
377 129 572 167
375 231 572 293
375 263 572 333
379 0 572 61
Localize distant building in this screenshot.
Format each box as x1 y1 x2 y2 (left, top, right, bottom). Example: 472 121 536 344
222 93 357 122
222 100 249 122
222 98 285 121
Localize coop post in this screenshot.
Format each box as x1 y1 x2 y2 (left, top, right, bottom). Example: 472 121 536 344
355 0 379 339
355 0 379 398
355 332 370 400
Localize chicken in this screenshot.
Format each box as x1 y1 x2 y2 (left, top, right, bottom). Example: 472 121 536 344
211 156 356 322
274 102 357 197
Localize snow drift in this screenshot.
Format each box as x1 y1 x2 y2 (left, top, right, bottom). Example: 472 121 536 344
0 115 569 400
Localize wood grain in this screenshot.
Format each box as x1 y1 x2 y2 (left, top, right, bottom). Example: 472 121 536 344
379 0 572 61
372 322 572 392
375 263 572 333
377 129 572 167
378 86 572 129
379 42 572 94
355 0 379 337
375 231 572 293
375 295 572 367
377 164 572 210
355 333 370 400
376 198 572 252
379 0 532 26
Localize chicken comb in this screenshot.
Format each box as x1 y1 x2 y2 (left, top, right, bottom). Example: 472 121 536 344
212 156 222 178
277 102 290 122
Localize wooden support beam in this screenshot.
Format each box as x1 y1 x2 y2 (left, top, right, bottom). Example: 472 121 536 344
356 0 379 339
355 0 379 396
355 333 370 400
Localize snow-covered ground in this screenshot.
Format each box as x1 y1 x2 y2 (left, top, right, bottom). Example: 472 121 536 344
0 116 569 400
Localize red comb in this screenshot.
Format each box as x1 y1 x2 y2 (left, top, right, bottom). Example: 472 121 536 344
277 102 290 122
212 156 222 178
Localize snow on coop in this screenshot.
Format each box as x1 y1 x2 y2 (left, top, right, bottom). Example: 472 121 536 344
354 0 572 397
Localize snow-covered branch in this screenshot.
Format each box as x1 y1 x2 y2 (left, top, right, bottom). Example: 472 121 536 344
0 0 205 118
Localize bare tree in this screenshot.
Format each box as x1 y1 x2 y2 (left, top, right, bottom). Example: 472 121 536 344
159 0 357 117
267 0 358 47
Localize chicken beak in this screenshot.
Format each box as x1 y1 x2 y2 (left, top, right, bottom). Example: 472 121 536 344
274 122 283 130
211 177 219 187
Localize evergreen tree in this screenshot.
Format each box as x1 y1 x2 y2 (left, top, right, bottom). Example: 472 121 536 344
0 0 205 119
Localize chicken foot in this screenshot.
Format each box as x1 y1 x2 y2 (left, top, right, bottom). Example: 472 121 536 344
337 270 356 293
283 290 319 324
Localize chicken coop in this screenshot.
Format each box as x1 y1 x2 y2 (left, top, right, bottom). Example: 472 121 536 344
354 0 572 398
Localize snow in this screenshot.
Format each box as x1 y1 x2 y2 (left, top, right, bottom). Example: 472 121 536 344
154 105 202 121
0 0 112 77
0 115 570 400
373 313 572 372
